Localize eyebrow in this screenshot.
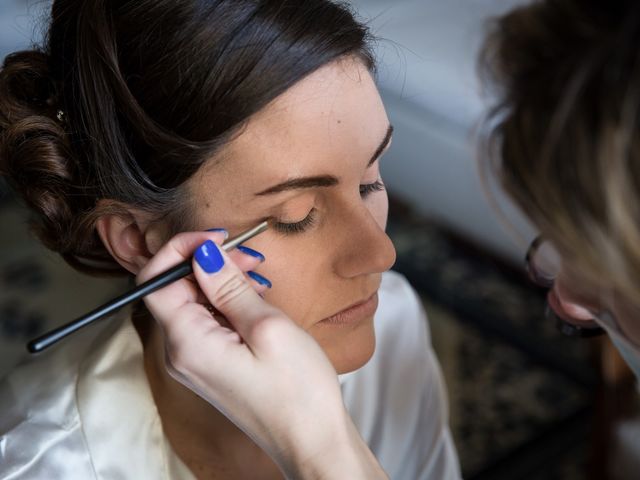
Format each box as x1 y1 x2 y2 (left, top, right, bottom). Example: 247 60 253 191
255 124 394 196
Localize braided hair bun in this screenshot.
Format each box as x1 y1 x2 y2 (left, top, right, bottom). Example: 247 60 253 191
0 50 115 274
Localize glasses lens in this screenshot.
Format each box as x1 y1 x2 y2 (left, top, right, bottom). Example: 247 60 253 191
526 237 561 288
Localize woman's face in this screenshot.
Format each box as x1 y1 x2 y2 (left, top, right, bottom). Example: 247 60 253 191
186 58 396 374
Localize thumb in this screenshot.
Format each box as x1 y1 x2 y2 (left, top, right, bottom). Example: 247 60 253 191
192 239 283 343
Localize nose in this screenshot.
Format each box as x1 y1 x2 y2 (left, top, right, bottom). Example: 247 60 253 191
333 204 396 278
552 276 599 321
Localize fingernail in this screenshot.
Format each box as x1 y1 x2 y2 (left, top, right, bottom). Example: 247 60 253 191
237 245 265 262
206 228 229 239
247 271 272 288
195 240 225 274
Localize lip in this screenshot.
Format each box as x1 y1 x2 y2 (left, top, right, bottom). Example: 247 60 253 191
319 292 379 326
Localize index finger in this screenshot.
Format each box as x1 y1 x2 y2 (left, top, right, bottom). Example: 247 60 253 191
137 231 228 283
192 240 287 345
137 230 228 314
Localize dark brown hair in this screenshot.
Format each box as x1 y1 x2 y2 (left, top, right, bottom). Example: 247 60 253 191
0 0 373 276
481 0 640 304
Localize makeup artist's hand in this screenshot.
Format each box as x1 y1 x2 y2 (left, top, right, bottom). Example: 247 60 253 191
137 231 387 480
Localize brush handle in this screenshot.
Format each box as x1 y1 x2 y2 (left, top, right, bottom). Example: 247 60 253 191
26 221 269 353
27 260 192 353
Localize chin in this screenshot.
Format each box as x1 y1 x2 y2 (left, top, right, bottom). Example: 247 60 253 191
315 317 377 375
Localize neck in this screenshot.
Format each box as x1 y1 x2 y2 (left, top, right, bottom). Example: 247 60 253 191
131 304 276 474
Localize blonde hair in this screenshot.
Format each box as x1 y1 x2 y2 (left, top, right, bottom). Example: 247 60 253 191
481 0 640 306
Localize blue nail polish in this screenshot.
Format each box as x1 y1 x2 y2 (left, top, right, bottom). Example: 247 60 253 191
247 271 272 288
237 245 265 262
195 240 225 274
206 228 229 239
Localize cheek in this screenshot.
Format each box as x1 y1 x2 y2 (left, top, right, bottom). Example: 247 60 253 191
250 236 326 326
245 222 379 374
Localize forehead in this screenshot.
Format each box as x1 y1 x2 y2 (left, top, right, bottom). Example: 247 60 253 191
194 58 388 203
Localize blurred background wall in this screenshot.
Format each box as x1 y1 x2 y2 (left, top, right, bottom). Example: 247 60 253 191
0 0 47 60
348 0 537 265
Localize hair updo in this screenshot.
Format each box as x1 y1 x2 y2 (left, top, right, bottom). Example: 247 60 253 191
0 0 373 276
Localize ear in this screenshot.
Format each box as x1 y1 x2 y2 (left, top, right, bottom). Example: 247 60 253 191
95 202 167 275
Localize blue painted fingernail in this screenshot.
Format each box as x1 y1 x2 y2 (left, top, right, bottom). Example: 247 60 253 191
237 245 265 262
247 271 272 288
206 228 229 239
195 240 225 274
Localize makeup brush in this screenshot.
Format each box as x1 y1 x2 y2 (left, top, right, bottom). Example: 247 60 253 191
27 221 269 353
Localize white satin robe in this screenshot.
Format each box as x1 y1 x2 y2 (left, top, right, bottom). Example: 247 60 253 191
0 271 461 479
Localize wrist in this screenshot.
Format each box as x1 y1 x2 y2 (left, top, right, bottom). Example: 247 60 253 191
276 407 387 480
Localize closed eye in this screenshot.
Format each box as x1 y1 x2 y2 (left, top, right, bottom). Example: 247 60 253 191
272 208 317 235
272 181 385 236
360 180 385 198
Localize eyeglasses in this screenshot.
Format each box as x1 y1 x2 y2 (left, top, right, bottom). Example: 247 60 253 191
525 236 605 338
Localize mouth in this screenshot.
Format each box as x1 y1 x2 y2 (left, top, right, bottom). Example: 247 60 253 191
319 292 379 326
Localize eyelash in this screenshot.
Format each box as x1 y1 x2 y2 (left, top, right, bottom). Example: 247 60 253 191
273 180 385 235
273 208 318 235
359 180 385 197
